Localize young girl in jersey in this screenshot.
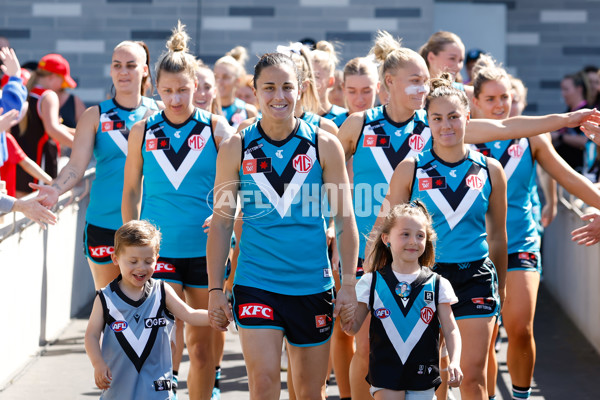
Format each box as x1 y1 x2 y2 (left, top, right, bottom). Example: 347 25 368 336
207 51 358 400
15 53 75 195
122 22 234 400
84 220 215 400
32 40 160 290
470 58 600 400
347 201 462 400
311 40 348 120
214 46 258 129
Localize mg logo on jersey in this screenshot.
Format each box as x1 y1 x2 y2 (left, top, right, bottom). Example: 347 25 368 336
420 307 434 324
293 154 313 173
111 320 128 332
155 262 175 273
408 134 425 152
508 143 524 158
239 303 274 320
89 245 114 258
374 307 391 319
188 134 206 151
465 174 484 190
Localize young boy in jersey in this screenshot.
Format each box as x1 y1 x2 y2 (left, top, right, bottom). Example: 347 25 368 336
84 220 224 399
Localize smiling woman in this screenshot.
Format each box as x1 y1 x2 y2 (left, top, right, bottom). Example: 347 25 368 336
207 51 358 400
121 20 234 400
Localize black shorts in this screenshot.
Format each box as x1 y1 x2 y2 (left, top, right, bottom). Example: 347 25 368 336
433 258 499 320
152 256 231 289
232 284 335 347
83 223 116 264
507 252 541 273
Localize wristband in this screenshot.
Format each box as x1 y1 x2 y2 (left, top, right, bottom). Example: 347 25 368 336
208 287 223 293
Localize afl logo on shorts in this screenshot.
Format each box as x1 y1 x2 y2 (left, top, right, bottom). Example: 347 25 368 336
465 174 484 190
111 320 128 332
293 154 312 173
374 307 391 319
420 307 434 324
408 134 425 152
188 134 206 151
508 143 524 158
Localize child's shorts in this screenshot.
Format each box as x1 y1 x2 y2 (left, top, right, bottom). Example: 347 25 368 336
370 386 436 399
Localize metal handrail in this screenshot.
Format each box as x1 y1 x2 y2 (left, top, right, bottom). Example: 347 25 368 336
0 168 96 243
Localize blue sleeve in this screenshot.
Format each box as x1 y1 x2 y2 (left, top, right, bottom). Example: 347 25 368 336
0 76 27 113
0 194 16 214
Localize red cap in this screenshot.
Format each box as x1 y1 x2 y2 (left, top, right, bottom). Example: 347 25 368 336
38 54 77 88
0 68 31 88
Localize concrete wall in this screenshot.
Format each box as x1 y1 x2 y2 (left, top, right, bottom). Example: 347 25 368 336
543 196 600 355
0 179 94 389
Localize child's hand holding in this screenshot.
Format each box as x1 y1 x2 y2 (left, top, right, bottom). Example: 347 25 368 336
94 362 112 390
446 363 463 388
338 302 356 332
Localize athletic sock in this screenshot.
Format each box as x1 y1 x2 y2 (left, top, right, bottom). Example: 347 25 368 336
214 366 221 389
512 384 532 399
172 370 179 393
340 398 352 400
489 396 497 400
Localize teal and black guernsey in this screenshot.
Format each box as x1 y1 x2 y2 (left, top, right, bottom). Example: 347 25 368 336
141 108 216 258
368 266 441 391
98 278 175 400
222 98 249 129
471 138 539 254
352 106 431 258
236 118 332 295
87 97 159 230
411 149 491 263
321 104 348 120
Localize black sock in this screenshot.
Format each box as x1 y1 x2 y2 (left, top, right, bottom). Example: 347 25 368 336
214 366 221 389
340 398 352 400
172 370 179 393
512 384 532 399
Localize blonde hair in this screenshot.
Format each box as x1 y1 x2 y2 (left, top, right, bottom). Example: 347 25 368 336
425 73 469 112
155 21 197 83
343 56 379 82
370 30 422 91
419 31 465 69
288 45 321 113
311 40 339 76
114 220 161 256
365 201 437 272
215 46 248 79
471 54 511 99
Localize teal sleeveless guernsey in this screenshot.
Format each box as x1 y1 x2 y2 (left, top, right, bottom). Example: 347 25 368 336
87 97 159 229
411 149 491 263
236 119 332 295
352 106 431 258
141 108 216 258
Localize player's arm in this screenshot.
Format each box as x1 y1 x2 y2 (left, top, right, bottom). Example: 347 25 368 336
84 296 112 390
337 112 364 161
485 158 508 306
122 121 145 222
320 129 359 331
39 91 74 147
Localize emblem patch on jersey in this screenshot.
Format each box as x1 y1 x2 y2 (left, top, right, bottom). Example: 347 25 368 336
476 147 491 157
408 134 425 152
323 268 332 278
145 137 171 151
154 379 172 391
418 176 446 191
424 290 434 304
111 320 128 332
420 307 434 324
101 120 125 132
374 307 391 319
363 134 390 148
465 174 484 190
144 317 168 328
238 303 274 320
508 143 524 158
242 157 272 174
292 154 312 173
188 134 206 151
